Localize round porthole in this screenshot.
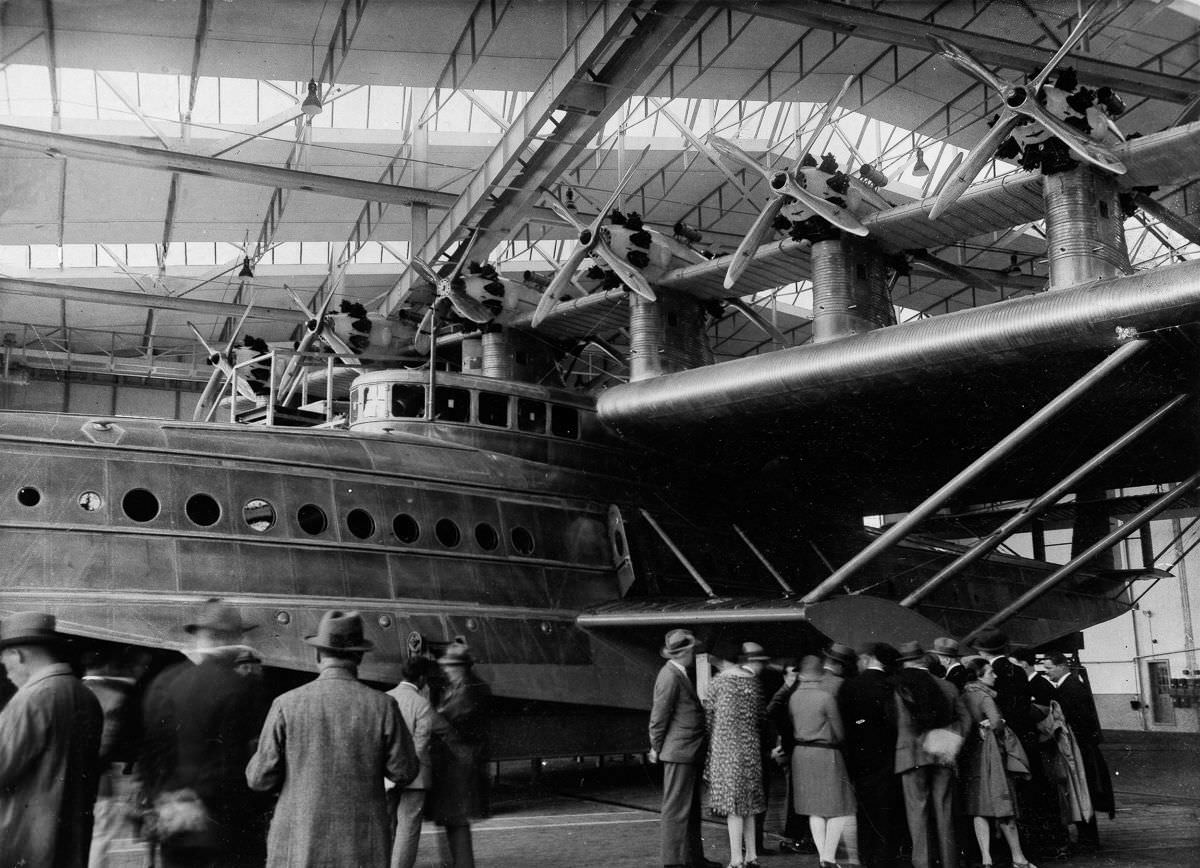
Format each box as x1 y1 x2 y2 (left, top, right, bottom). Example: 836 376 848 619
393 513 420 544
435 518 461 548
511 526 535 556
122 488 160 523
185 493 221 527
474 522 499 551
78 491 103 512
16 487 40 507
297 503 327 536
347 508 376 540
243 499 275 532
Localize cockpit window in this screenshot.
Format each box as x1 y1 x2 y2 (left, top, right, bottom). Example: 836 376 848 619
478 392 509 427
391 384 426 418
435 387 470 422
516 398 546 433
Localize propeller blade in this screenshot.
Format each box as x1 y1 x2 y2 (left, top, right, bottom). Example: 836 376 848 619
279 291 339 404
1134 192 1200 248
928 110 1021 220
1029 1 1099 93
594 239 656 302
795 74 855 171
930 36 1013 95
774 173 869 237
532 244 591 328
724 198 785 290
187 322 258 401
445 282 492 323
222 299 258 355
931 151 963 198
590 152 648 238
706 135 776 184
909 249 1000 294
192 367 225 422
410 257 442 287
544 191 589 234
1017 99 1126 175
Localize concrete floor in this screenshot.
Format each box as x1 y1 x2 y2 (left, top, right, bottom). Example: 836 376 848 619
102 732 1200 867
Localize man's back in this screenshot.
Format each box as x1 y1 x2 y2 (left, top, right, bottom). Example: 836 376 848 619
248 667 417 867
648 662 705 763
0 664 102 867
838 668 896 777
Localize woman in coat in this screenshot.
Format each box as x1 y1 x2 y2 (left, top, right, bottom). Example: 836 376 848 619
959 656 1036 868
429 643 492 868
704 643 768 868
788 655 854 868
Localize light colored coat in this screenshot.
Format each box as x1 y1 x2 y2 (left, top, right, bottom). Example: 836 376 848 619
246 665 418 868
0 663 103 868
387 681 443 790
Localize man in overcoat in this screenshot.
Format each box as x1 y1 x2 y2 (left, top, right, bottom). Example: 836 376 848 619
932 637 969 692
838 642 900 868
246 610 418 867
139 597 265 868
648 628 719 868
1045 652 1114 848
0 612 103 868
388 655 446 868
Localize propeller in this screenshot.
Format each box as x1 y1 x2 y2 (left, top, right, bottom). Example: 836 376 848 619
709 75 867 290
189 312 261 422
928 2 1125 220
277 287 340 405
533 165 655 327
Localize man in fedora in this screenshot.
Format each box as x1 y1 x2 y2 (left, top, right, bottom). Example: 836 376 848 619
140 597 266 868
0 612 103 868
932 637 969 692
648 628 719 868
247 610 417 867
820 642 858 695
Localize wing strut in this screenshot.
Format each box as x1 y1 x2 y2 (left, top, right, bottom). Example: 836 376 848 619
964 468 1200 643
639 508 718 599
733 523 795 595
901 393 1189 607
801 337 1151 604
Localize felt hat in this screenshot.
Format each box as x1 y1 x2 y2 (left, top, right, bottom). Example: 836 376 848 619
896 640 925 662
304 610 374 652
437 642 474 666
661 628 697 659
0 612 68 649
184 598 257 635
737 641 770 663
972 629 1009 654
824 642 858 669
932 637 961 658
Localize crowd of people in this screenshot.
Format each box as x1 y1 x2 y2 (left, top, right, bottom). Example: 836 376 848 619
0 600 492 868
649 628 1114 868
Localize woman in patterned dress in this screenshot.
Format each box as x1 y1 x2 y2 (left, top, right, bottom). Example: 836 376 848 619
704 642 769 868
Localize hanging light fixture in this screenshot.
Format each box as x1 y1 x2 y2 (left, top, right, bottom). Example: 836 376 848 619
912 147 930 177
301 79 323 119
238 257 254 278
564 188 578 212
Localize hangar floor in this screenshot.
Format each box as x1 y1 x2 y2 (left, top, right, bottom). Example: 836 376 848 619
105 732 1198 867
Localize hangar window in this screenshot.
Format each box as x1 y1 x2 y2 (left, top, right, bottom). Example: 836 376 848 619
347 508 376 540
123 489 160 523
478 391 509 427
79 491 103 512
243 498 275 532
297 503 327 535
435 387 470 422
17 487 40 507
185 493 221 527
511 526 535 556
436 518 461 548
391 384 425 418
474 522 499 551
516 398 546 433
393 513 420 544
550 405 579 439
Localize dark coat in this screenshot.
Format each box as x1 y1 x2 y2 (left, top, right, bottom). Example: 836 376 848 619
837 667 897 779
246 665 419 867
989 655 1044 743
648 661 705 764
943 662 970 693
0 663 103 868
140 651 265 857
1054 672 1114 817
429 670 492 825
766 679 798 753
894 669 970 773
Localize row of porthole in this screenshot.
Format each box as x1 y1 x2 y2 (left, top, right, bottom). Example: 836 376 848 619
14 485 537 555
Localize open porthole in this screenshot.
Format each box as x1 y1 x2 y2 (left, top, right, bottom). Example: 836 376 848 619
243 499 275 532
